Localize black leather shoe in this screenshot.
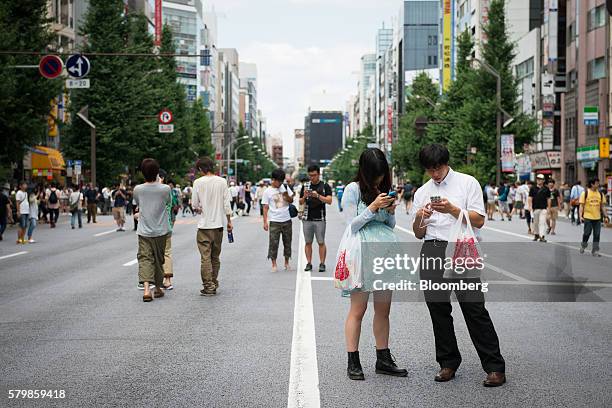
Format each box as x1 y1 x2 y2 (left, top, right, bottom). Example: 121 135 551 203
483 371 506 387
304 263 313 271
375 348 407 377
347 351 365 380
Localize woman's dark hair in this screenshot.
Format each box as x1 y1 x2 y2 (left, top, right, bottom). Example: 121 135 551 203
196 156 215 174
418 144 450 169
353 148 391 205
271 168 285 182
140 158 160 182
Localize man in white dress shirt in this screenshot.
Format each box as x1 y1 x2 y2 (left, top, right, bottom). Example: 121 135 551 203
411 144 506 387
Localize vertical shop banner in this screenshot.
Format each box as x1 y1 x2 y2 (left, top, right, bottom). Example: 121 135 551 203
387 105 393 144
501 134 515 173
442 0 452 91
154 0 162 46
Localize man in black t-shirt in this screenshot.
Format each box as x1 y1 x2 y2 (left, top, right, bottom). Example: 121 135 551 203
0 184 12 241
112 185 128 231
299 165 332 272
546 179 561 235
528 174 551 242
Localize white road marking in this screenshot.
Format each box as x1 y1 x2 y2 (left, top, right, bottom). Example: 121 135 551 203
395 224 416 237
311 276 334 281
94 229 116 237
123 259 138 266
484 225 612 258
484 263 530 282
288 223 320 408
0 251 28 260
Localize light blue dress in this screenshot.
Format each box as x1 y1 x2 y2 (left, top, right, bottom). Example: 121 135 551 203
342 182 398 292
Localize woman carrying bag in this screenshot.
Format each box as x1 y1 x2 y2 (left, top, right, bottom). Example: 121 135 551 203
336 148 407 381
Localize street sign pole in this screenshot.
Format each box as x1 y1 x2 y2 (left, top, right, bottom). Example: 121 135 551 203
77 106 96 187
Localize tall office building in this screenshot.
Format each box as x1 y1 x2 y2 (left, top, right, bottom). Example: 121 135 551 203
304 111 344 166
375 25 394 150
359 54 376 132
239 62 258 138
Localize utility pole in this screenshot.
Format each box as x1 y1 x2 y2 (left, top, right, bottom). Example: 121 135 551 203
76 106 96 187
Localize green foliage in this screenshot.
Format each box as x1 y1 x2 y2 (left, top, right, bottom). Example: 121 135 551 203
0 0 63 179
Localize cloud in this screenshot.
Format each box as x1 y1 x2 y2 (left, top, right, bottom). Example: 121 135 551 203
240 41 365 158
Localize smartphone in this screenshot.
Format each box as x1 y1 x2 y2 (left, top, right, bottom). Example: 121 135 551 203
388 190 397 198
430 196 441 203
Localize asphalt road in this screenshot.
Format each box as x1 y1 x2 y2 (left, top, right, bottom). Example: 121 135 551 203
1 202 611 407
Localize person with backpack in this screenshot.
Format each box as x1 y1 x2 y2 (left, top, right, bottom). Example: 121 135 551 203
579 178 609 257
262 168 295 272
46 183 61 228
69 184 84 229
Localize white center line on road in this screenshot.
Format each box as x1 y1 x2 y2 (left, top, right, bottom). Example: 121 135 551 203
311 276 334 281
0 251 28 261
288 223 320 408
94 229 117 237
123 259 138 267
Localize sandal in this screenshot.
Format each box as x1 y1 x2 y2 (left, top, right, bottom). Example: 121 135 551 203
154 288 165 298
143 293 153 302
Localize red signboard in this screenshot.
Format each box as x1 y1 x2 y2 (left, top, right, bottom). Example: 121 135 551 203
158 109 173 124
154 0 162 47
39 55 64 79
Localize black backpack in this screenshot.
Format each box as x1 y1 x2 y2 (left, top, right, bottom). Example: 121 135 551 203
49 190 58 204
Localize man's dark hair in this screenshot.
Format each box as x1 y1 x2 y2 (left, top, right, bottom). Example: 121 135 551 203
418 144 450 169
196 156 215 174
307 164 320 173
588 177 599 188
271 168 285 182
576 180 582 185
140 158 160 182
158 168 167 180
548 179 555 184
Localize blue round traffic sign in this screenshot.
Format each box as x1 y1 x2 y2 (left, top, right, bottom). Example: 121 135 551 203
39 55 64 79
66 54 91 78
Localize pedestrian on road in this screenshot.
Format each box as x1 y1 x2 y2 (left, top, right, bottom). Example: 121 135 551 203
15 182 30 244
401 180 414 214
255 181 267 216
299 165 332 272
229 181 239 215
181 183 194 217
579 178 608 257
484 182 497 221
342 148 407 381
133 158 171 302
192 157 233 296
0 183 12 241
335 181 345 212
26 187 39 243
37 186 48 224
411 143 506 387
262 168 294 273
498 180 511 221
60 186 70 214
46 183 61 228
518 180 533 233
546 179 561 235
84 183 98 224
244 182 253 215
529 174 550 242
570 180 584 225
158 169 175 290
69 184 84 230
112 184 127 232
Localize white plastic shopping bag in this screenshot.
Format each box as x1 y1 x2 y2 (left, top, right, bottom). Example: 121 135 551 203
334 224 362 290
444 209 483 279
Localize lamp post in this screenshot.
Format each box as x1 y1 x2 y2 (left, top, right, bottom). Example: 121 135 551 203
467 56 514 185
234 140 254 183
76 106 96 187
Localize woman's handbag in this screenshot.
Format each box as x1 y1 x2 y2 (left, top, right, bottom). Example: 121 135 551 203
288 204 298 218
334 225 362 290
445 209 482 279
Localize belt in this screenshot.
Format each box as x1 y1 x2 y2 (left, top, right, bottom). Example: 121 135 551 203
425 239 448 243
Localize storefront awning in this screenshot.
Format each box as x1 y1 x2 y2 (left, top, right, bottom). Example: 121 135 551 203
31 146 65 170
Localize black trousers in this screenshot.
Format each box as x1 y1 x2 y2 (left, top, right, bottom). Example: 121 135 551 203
420 241 505 373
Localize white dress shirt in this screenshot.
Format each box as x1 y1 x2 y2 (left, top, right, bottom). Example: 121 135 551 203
411 168 486 241
192 175 232 229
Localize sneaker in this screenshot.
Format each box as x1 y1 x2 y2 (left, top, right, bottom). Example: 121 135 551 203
318 264 326 272
579 247 585 254
138 283 144 290
539 237 547 243
532 235 539 241
28 239 36 244
592 251 601 257
304 263 313 271
200 288 216 296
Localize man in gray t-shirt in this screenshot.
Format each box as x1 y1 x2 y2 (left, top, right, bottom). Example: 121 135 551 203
133 159 172 302
133 182 171 237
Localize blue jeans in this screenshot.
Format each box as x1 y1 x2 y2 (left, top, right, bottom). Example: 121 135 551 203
581 219 601 252
27 217 37 239
71 209 82 228
19 214 29 229
337 195 343 212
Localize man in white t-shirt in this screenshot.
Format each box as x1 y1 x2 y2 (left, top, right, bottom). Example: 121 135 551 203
69 185 84 229
15 182 30 244
228 181 239 214
262 168 294 272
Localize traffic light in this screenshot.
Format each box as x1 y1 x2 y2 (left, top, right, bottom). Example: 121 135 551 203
414 116 429 137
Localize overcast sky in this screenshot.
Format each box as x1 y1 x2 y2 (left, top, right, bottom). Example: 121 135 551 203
207 0 401 158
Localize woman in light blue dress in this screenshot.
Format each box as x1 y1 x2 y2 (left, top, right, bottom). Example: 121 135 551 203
342 148 407 380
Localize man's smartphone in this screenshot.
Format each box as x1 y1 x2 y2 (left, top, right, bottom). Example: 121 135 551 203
430 196 442 203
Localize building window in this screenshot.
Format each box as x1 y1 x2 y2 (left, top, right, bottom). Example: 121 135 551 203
515 57 534 79
587 57 606 81
433 55 437 65
587 6 605 31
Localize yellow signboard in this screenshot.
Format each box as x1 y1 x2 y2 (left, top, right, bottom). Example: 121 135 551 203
442 0 452 91
600 137 610 159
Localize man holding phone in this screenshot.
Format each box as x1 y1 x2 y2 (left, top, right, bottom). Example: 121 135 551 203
411 144 506 387
299 165 332 272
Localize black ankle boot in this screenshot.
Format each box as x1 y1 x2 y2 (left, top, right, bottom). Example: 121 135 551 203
375 348 407 377
347 351 365 380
